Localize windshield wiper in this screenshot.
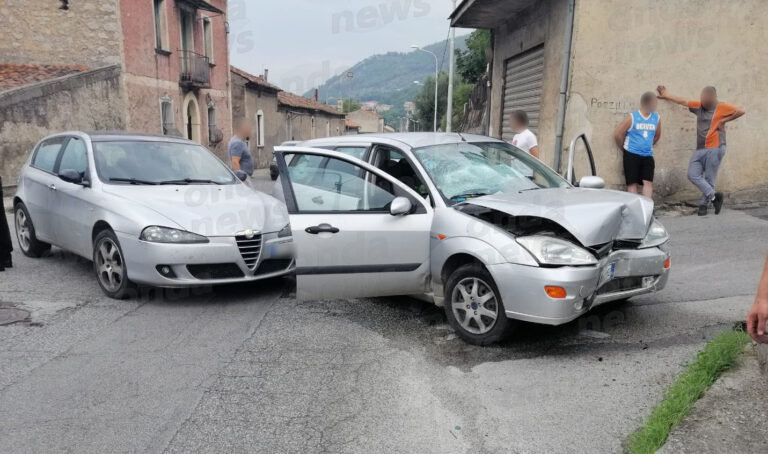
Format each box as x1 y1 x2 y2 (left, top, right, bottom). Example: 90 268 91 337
159 178 224 185
449 191 492 202
518 187 543 193
108 177 158 185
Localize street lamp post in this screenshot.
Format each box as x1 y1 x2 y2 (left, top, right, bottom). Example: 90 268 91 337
447 0 457 132
411 45 439 132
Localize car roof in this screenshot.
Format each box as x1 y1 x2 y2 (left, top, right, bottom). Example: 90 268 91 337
45 131 199 144
300 132 505 149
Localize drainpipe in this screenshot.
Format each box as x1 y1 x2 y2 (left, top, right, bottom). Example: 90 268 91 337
553 0 576 174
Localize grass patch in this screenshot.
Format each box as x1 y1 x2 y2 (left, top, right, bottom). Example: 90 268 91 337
626 329 750 454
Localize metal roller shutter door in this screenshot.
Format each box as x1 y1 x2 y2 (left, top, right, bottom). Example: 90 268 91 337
501 45 544 141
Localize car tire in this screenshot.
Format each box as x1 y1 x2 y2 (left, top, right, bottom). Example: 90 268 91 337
13 203 51 258
444 263 514 345
93 230 136 299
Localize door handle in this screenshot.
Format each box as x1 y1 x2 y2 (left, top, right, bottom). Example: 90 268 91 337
305 223 340 235
48 184 57 191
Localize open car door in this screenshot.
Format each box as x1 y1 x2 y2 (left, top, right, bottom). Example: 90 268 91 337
274 146 433 300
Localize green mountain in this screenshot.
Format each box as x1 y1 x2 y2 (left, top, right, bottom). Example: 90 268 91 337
305 35 469 126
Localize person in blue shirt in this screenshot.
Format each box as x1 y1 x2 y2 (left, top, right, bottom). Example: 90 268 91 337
613 92 662 198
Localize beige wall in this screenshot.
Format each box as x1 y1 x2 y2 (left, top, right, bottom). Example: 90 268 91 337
566 0 768 200
243 86 281 169
0 0 122 68
0 66 125 184
285 111 345 144
346 110 384 133
487 0 569 167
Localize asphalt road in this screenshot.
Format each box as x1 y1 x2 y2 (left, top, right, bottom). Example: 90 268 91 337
1 177 766 453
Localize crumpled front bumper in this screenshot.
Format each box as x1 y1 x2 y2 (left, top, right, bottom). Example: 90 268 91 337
487 245 670 326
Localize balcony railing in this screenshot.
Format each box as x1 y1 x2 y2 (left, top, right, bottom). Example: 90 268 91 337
179 50 211 88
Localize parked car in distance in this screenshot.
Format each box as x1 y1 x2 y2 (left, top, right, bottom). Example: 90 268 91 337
270 140 301 180
14 132 294 299
273 133 671 345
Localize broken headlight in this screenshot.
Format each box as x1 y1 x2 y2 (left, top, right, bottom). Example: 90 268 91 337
516 235 598 266
640 219 669 248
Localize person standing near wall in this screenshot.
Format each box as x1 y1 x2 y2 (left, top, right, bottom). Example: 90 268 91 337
509 110 539 158
613 92 661 199
229 118 254 177
657 85 745 216
0 176 13 272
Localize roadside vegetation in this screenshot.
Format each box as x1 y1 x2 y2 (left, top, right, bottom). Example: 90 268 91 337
626 329 750 454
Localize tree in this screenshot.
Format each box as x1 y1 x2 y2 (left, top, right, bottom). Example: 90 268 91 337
342 99 361 113
414 72 449 131
456 29 491 84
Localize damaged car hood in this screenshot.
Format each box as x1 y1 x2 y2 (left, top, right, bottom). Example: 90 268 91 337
465 188 654 246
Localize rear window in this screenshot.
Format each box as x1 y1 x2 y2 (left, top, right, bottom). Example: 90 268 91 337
32 137 66 172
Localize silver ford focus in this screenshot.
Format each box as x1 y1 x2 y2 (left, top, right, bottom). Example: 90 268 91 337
13 132 294 299
273 133 670 345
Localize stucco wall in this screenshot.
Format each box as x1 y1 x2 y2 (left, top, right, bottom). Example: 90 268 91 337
0 0 122 67
284 111 345 145
346 110 384 133
0 66 125 184
566 0 768 199
244 88 281 168
488 0 569 166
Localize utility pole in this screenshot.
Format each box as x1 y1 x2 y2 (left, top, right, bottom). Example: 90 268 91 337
446 0 457 132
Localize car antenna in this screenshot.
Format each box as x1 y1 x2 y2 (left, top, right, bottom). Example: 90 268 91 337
456 131 467 142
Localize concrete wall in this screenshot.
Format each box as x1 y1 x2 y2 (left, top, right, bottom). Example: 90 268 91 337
234 74 282 169
0 66 125 184
487 0 569 167
283 110 345 145
0 0 123 68
346 110 384 133
565 0 767 199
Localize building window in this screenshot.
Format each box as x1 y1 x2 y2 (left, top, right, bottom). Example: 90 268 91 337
160 99 174 135
208 106 217 141
255 110 265 147
153 0 168 51
203 17 214 63
326 120 331 137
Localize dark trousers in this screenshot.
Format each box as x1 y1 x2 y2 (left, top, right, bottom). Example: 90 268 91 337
0 177 12 270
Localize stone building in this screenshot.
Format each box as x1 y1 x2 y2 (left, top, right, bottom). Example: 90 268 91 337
230 67 346 169
346 109 385 134
451 0 767 202
0 0 232 184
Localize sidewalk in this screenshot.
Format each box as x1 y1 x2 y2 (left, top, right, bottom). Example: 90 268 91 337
659 345 768 453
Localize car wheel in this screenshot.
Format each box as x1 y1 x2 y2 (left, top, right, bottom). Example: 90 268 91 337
444 263 514 345
93 230 136 299
13 203 51 258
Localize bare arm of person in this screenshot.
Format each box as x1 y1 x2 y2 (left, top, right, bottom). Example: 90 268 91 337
653 119 662 145
656 85 689 107
231 156 241 171
747 254 768 343
529 145 540 159
613 115 632 149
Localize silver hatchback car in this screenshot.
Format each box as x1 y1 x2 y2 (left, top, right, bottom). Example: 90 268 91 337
13 132 294 298
273 133 670 345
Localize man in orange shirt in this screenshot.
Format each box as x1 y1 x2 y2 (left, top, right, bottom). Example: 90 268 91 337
657 85 745 215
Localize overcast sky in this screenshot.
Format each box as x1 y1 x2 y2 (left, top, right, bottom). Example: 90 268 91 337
228 0 458 95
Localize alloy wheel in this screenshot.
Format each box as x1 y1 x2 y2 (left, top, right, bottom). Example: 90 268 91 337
14 209 31 252
451 277 499 334
95 238 124 292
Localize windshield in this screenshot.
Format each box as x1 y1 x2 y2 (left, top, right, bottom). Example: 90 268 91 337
93 141 237 185
412 142 569 203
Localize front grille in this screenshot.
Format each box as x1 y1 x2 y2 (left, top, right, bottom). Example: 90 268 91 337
255 259 293 275
187 263 245 279
236 234 263 270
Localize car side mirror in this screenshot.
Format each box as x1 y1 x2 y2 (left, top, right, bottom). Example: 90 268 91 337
234 170 248 182
390 197 413 216
578 175 605 189
59 169 86 186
